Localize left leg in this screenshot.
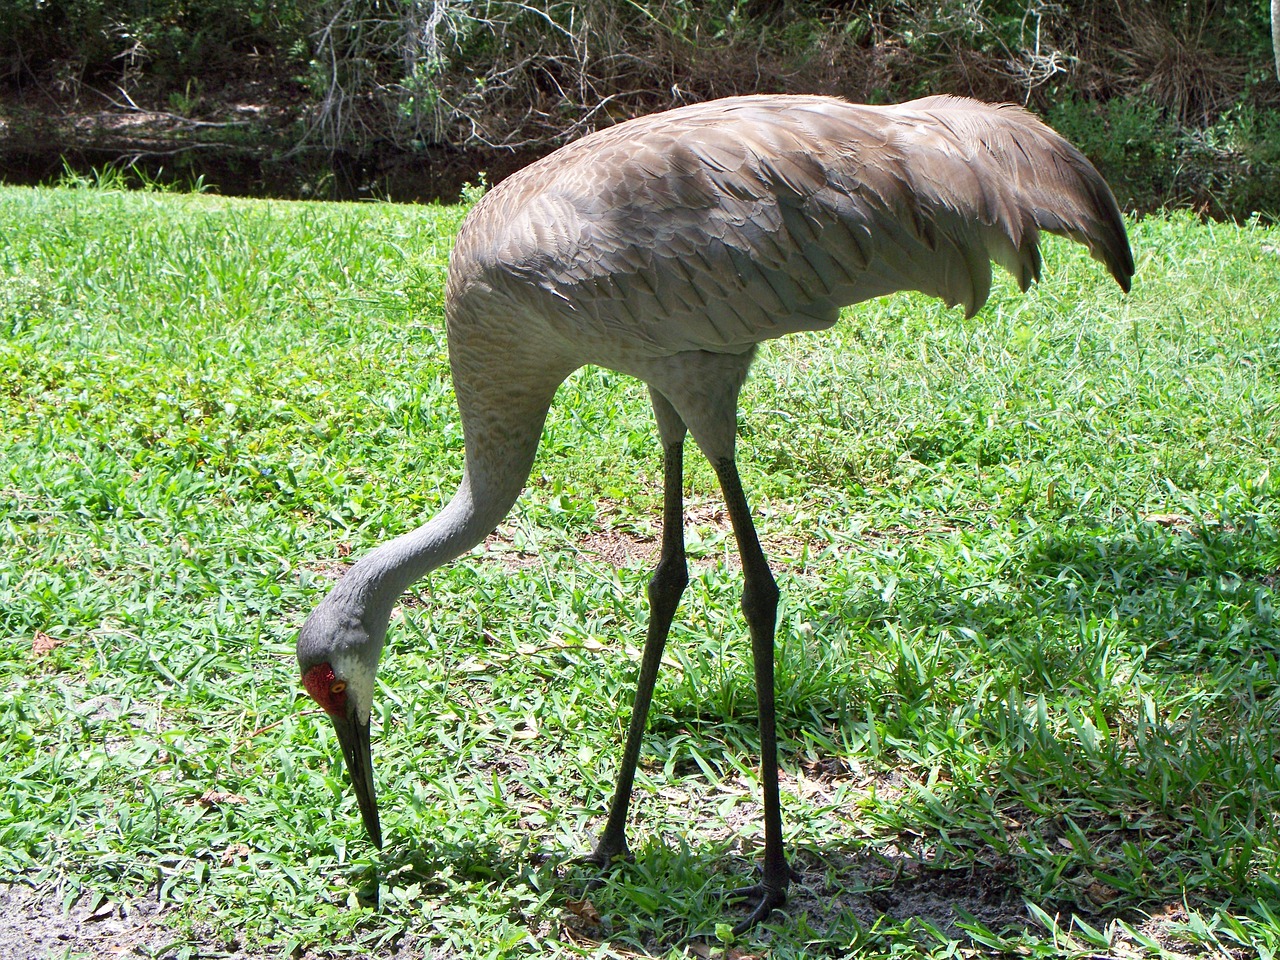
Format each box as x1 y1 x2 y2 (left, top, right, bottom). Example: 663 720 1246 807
588 390 689 866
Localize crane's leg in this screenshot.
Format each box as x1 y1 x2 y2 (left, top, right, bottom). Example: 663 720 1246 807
586 390 689 867
710 455 791 932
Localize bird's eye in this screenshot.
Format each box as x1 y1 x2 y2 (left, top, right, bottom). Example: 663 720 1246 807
330 681 347 695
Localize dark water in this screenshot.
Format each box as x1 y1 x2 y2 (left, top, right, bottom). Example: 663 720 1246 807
0 142 539 203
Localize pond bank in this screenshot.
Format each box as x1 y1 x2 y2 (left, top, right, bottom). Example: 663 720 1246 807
0 89 538 203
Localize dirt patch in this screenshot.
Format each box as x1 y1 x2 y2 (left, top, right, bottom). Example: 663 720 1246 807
0 884 179 960
474 527 549 570
478 521 819 575
303 527 831 608
0 883 433 960
784 848 1025 936
575 530 659 567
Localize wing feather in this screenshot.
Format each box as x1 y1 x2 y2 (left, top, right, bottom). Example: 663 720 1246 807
450 93 1133 355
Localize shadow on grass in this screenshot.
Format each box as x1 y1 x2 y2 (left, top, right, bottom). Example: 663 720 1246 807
357 830 551 903
788 516 1280 943
1018 516 1280 660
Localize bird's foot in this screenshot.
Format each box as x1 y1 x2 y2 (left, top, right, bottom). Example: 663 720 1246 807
725 860 800 933
725 882 788 933
567 834 631 889
574 833 630 868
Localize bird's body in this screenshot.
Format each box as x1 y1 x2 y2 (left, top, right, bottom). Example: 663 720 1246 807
297 94 1133 931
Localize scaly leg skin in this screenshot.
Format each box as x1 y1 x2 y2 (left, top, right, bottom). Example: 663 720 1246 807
712 455 794 932
587 425 688 871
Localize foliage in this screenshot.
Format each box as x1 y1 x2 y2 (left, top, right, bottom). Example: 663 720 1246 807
2 185 1280 956
0 0 306 92
290 1 1280 136
1045 94 1280 217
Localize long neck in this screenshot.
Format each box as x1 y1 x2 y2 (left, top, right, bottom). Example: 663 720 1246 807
330 473 495 625
325 358 566 637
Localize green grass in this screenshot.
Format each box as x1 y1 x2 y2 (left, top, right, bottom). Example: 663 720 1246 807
1 181 1278 959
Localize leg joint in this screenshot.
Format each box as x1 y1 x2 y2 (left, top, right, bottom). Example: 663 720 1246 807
740 570 778 626
648 556 689 612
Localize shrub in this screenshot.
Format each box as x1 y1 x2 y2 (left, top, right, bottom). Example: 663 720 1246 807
0 0 307 94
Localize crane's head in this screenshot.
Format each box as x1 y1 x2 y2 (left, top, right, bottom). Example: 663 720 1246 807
296 602 384 849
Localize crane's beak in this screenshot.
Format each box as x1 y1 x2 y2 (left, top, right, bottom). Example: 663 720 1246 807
331 704 383 849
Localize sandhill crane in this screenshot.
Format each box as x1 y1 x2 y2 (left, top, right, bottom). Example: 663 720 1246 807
297 94 1133 931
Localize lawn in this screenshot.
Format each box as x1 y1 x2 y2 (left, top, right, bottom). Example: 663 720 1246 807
1 181 1278 959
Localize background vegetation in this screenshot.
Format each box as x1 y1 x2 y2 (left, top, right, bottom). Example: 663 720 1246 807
2 1 1279 216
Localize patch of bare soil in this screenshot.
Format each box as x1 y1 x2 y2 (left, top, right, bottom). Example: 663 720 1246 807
0 884 178 960
786 848 1024 935
477 511 816 576
0 883 435 960
575 529 659 568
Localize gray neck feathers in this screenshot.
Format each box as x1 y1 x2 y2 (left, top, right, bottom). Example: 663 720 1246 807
327 470 512 634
